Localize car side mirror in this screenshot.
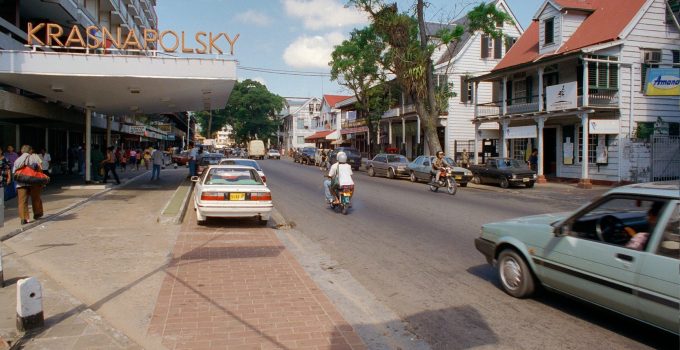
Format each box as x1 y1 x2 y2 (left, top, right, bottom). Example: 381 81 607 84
191 176 199 182
552 222 568 237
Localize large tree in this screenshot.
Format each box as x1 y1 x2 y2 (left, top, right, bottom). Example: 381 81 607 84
349 0 511 154
196 79 285 145
329 25 393 156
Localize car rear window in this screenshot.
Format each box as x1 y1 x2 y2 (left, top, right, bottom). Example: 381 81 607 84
204 168 262 185
201 156 222 165
219 159 262 171
387 155 408 163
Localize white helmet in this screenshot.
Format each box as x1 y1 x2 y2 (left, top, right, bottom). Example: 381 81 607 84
337 151 347 163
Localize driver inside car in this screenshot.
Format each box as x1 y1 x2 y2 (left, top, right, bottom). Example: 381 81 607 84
624 201 664 250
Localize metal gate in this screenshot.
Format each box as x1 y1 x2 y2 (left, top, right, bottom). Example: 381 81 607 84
651 136 680 181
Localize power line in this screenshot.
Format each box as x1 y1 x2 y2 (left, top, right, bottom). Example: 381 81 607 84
238 65 333 77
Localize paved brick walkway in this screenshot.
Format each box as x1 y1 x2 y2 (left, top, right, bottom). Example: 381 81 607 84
147 214 366 350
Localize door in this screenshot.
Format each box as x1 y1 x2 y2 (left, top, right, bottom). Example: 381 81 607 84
543 128 557 176
482 160 497 183
542 196 666 319
635 202 680 333
416 156 431 180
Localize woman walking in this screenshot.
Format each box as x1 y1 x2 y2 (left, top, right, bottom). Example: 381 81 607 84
143 148 152 170
102 146 121 185
129 148 137 171
13 145 44 225
120 148 128 172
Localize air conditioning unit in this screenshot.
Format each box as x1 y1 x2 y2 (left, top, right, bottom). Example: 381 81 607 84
643 51 661 63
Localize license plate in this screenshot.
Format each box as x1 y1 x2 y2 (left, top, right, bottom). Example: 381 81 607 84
523 178 530 182
342 192 352 196
455 176 462 180
229 193 245 201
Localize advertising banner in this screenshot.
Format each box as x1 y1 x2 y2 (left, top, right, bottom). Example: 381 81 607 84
504 125 537 139
644 68 680 96
130 126 146 136
589 119 619 134
546 82 577 112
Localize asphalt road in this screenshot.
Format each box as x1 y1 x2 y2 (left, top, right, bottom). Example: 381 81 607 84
260 158 678 350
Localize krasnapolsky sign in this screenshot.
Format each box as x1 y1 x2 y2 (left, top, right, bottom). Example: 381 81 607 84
645 68 680 96
27 23 239 55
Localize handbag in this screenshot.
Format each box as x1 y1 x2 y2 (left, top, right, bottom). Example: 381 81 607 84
14 159 50 185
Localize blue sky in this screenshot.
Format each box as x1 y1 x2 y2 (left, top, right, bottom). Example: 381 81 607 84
157 0 543 99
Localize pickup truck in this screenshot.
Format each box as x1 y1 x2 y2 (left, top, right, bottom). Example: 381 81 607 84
469 157 537 188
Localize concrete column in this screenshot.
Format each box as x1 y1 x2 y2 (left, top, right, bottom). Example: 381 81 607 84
16 277 44 331
66 130 70 173
15 125 20 150
500 120 509 158
473 82 479 117
388 120 393 146
401 117 406 146
583 59 589 107
474 123 480 165
377 121 382 149
85 109 92 183
578 112 592 188
502 76 508 116
536 117 547 183
106 116 112 147
416 116 421 144
538 66 544 111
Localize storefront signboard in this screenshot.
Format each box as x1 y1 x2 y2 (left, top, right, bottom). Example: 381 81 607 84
644 68 680 96
546 82 577 112
504 125 537 139
477 129 500 139
589 119 619 134
130 126 146 136
27 23 239 55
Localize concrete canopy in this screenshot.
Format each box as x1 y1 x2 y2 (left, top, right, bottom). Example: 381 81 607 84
0 50 237 115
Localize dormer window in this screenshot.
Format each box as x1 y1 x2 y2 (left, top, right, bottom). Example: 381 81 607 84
544 17 555 45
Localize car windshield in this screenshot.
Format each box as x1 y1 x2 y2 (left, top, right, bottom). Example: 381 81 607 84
496 159 527 169
387 155 408 163
204 168 262 185
200 156 222 165
219 159 262 171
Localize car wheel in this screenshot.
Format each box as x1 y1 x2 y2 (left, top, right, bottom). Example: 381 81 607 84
342 206 348 215
526 181 535 188
460 182 467 187
368 167 375 177
472 175 481 184
387 168 395 179
258 217 268 226
500 177 510 189
409 171 417 182
498 249 535 298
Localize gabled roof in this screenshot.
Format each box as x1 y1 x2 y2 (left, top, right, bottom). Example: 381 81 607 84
323 94 352 108
494 0 646 72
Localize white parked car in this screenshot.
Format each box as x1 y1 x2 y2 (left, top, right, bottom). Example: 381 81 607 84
219 158 266 183
267 149 281 159
192 165 272 225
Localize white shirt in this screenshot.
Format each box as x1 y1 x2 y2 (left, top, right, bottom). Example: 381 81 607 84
189 147 198 160
329 163 354 186
42 153 51 170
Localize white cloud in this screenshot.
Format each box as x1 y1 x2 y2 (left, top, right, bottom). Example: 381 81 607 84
234 10 271 26
282 0 368 30
283 32 345 69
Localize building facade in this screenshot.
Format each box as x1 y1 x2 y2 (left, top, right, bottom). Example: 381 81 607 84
472 0 680 186
279 97 321 151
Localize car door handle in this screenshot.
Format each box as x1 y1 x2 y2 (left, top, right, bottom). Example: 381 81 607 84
616 253 634 262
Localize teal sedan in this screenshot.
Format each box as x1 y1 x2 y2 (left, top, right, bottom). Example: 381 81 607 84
475 181 679 334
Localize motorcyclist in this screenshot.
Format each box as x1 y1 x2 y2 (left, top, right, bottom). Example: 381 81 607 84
324 151 354 204
431 151 450 184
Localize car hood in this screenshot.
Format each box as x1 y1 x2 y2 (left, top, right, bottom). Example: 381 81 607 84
482 212 570 239
499 212 570 226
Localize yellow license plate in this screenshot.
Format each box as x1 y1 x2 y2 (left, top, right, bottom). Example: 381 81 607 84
455 176 462 180
229 193 245 201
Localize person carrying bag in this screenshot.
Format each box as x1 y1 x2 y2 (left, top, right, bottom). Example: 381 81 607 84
13 145 47 225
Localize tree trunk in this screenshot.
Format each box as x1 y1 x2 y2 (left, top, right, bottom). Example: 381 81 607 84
415 100 442 155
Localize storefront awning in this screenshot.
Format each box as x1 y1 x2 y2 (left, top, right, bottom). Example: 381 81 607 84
305 130 334 141
325 130 340 140
0 50 237 115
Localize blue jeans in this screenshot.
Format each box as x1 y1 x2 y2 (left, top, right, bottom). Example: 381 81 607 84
188 160 196 177
151 164 161 180
324 179 333 202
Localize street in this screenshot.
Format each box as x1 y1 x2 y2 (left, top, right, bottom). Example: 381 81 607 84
260 158 678 350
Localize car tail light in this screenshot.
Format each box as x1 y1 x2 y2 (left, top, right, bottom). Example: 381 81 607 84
261 175 267 182
200 192 223 200
250 192 272 201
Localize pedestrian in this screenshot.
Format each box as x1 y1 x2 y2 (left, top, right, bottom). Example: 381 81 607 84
39 148 51 175
102 146 121 185
188 141 198 177
150 146 164 180
91 144 105 182
462 149 470 168
13 145 44 225
4 145 18 166
143 148 152 170
129 148 138 171
529 148 538 171
0 147 12 226
120 148 128 172
77 143 85 176
68 145 77 174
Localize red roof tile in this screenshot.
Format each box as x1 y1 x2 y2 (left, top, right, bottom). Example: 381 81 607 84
493 0 646 72
305 130 334 141
323 95 352 108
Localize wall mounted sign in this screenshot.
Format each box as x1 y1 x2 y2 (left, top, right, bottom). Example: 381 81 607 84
563 137 574 165
130 126 146 136
546 82 577 112
27 23 239 55
644 68 680 96
589 119 619 134
504 125 537 139
477 129 500 139
596 135 608 164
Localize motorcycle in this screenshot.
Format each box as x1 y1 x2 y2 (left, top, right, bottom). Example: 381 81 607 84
429 167 457 195
329 185 354 215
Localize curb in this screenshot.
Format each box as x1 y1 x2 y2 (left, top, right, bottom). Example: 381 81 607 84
158 179 194 225
270 208 292 229
0 171 150 242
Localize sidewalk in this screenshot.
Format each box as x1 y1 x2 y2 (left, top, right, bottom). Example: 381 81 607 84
2 165 366 349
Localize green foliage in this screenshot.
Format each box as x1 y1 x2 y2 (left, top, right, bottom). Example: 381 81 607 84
195 79 284 145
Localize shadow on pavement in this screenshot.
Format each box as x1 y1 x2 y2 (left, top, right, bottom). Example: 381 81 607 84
176 246 284 261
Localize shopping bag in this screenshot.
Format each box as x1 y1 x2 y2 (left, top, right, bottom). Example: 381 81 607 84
14 166 50 185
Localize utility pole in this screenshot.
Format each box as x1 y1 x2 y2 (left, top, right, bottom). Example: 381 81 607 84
186 113 191 150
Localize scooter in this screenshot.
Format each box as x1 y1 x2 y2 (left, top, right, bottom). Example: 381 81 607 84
329 185 354 215
429 167 457 195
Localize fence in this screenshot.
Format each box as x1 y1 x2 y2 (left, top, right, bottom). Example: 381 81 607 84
651 136 680 181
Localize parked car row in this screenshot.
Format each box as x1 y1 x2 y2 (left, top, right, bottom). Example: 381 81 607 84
365 154 474 187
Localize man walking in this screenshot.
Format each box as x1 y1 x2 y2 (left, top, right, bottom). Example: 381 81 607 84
188 141 198 177
150 146 164 180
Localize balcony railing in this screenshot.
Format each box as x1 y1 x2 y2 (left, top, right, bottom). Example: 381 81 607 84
475 90 619 118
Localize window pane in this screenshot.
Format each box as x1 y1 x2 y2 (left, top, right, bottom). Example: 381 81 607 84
545 18 554 44
657 204 679 259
